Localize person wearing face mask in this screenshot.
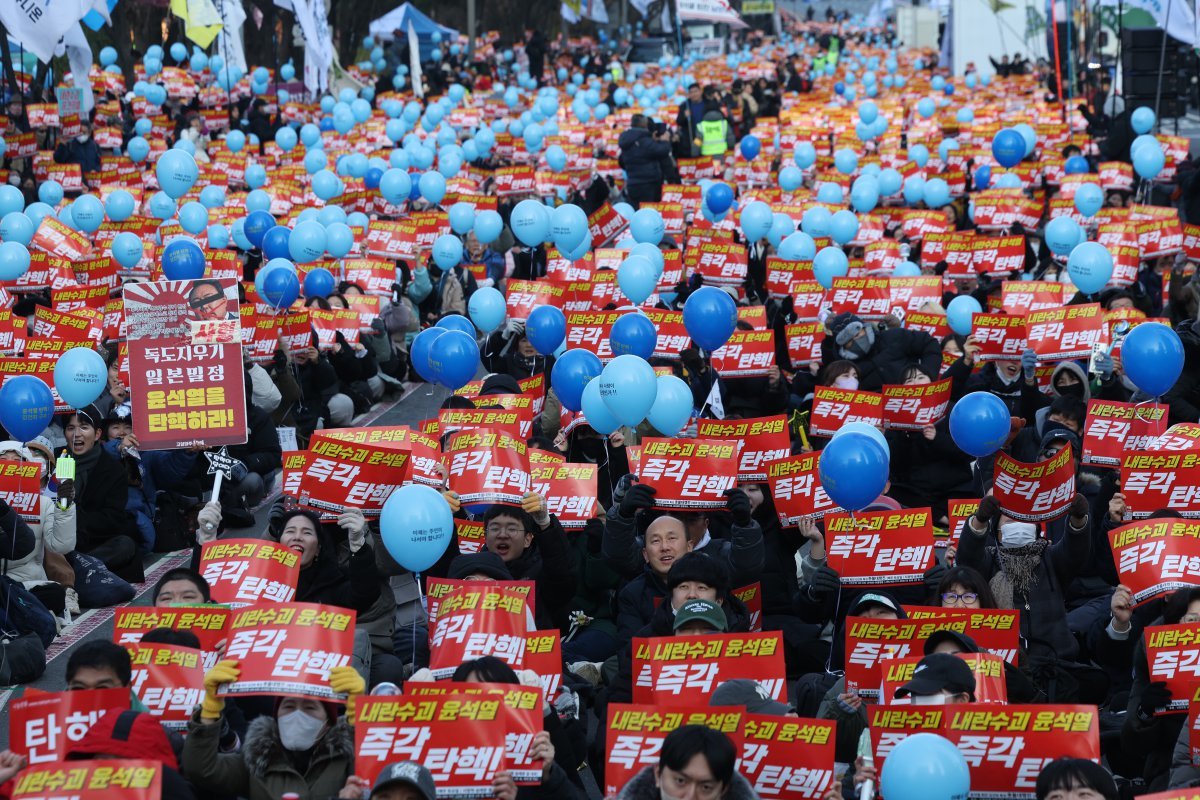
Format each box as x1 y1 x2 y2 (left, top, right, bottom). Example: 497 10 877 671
894 651 977 704
181 658 364 800
53 119 102 174
821 312 941 392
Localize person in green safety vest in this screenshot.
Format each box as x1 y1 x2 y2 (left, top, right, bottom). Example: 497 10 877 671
696 86 735 159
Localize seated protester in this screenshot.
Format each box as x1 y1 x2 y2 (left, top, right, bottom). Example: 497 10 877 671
66 710 198 800
884 366 975 523
100 408 198 551
821 312 941 392
924 627 1040 703
616 724 757 800
436 258 478 316
562 513 623 672
483 321 554 381
66 640 146 710
326 329 384 412
330 287 393 395
292 339 356 432
182 658 363 800
153 567 212 605
363 762 438 800
603 481 765 590
213 394 283 528
441 491 578 631
1008 395 1086 463
0 440 75 620
1037 758 1120 800
463 230 506 289
609 516 692 645
62 405 143 583
710 679 795 716
197 507 401 688
444 656 586 799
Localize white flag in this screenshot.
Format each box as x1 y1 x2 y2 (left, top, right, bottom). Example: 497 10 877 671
0 0 109 63
62 23 96 114
704 379 725 420
562 0 610 23
215 0 248 75
275 0 332 94
1098 0 1195 45
408 22 424 99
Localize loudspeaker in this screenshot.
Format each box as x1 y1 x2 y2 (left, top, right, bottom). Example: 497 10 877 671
1121 27 1188 119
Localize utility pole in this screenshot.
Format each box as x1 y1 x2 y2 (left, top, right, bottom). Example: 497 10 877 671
467 0 476 58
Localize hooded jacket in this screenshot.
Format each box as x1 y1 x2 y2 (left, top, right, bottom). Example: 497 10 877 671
68 709 196 800
819 326 941 392
946 359 1047 426
618 127 672 186
182 712 353 800
617 765 760 800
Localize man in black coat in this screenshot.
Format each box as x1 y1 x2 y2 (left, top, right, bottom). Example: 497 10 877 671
821 312 941 391
618 115 673 208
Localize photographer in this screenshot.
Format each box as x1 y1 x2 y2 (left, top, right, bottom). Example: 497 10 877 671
618 114 674 208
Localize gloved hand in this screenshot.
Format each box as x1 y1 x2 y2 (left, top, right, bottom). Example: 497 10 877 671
521 491 551 529
329 665 366 721
1021 348 1038 381
619 482 656 518
338 508 368 553
725 488 753 527
1068 493 1090 523
611 473 637 510
923 563 948 598
1138 681 1173 721
806 564 842 602
201 659 241 721
973 495 1001 529
505 317 526 337
584 518 604 555
197 501 222 544
1093 351 1114 381
442 490 462 513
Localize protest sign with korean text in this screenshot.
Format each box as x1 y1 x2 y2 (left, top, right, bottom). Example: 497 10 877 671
605 705 743 798
112 606 230 670
528 462 597 529
430 585 532 678
632 632 786 705
636 438 739 511
298 435 410 517
809 386 884 437
970 313 1028 362
0 461 42 524
9 690 131 765
869 706 946 772
12 760 161 800
1110 519 1200 604
445 429 531 507
881 379 952 430
1082 401 1169 467
740 715 836 800
1027 305 1105 362
127 644 205 731
1121 450 1200 519
1145 622 1200 712
219 603 355 699
992 446 1077 522
711 330 777 378
879 653 1008 705
697 416 791 481
766 453 841 523
824 509 936 586
198 539 300 607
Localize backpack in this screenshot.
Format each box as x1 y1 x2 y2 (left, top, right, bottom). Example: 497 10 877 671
0 573 56 648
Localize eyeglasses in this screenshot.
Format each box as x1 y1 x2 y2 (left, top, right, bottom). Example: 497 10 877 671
942 592 979 605
486 524 524 536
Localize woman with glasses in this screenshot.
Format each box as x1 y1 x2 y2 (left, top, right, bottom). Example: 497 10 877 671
936 566 998 609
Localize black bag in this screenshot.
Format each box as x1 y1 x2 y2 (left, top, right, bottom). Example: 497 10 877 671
0 632 46 684
152 492 199 553
0 573 57 647
67 551 135 609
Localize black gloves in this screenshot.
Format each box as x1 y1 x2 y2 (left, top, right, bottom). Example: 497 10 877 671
725 488 753 527
923 563 948 598
1138 682 1173 721
806 564 842 602
611 473 637 510
974 495 1001 528
619 483 656 518
1068 494 1089 522
584 518 604 555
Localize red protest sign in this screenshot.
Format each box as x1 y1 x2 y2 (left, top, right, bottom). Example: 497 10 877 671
685 240 748 286
844 617 925 699
219 603 356 699
112 605 230 671
605 706 743 798
879 653 1008 705
945 499 981 549
1027 305 1105 362
1002 281 1068 314
711 330 777 378
123 280 248 450
198 539 301 607
127 643 205 731
316 425 443 487
9 689 131 764
457 519 487 554
354 695 508 789
889 276 942 315
942 705 1099 794
828 277 892 320
767 453 841 523
971 312 1028 361
565 310 620 360
1082 400 1169 467
429 585 531 678
298 435 410 516
0 461 43 523
785 322 825 367
882 378 952 430
632 633 786 705
1146 622 1200 713
740 715 836 800
869 706 946 773
30 216 93 261
528 462 597 529
588 202 628 247
505 280 564 320
902 607 1022 664
439 407 531 439
1121 450 1200 519
1111 519 1200 604
644 309 692 358
445 429 531 507
766 258 815 297
636 438 739 511
809 385 885 437
824 508 936 586
12 760 161 800
733 583 764 632
425 579 536 630
697 415 791 481
992 445 1077 522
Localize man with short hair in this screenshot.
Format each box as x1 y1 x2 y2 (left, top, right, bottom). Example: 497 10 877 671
618 114 673 208
66 640 132 690
153 568 212 605
616 724 755 799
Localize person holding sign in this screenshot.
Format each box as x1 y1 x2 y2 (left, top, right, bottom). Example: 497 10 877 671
0 440 73 620
615 725 755 800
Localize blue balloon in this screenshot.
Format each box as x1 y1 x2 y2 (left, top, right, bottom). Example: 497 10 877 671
917 98 935 118
908 144 929 168
878 168 903 197
683 286 737 352
705 183 733 214
261 226 292 261
834 148 858 174
950 391 1011 457
580 378 622 435
0 241 28 281
0 375 54 440
647 375 693 436
511 200 550 247
992 129 1025 168
419 171 446 204
260 262 300 309
199 186 226 209
818 432 888 511
1130 106 1156 135
527 306 567 356
630 208 664 245
289 220 328 264
552 349 603 412
70 195 103 233
598 354 658 427
474 210 503 245
828 211 859 246
923 178 951 208
903 175 925 206
813 247 849 289
468 287 506 333
245 164 267 190
162 237 206 280
428 330 479 390
178 201 209 235
739 135 761 160
794 142 816 169
618 255 657 305
1122 322 1184 397
207 224 230 249
411 327 447 382
610 313 657 360
110 232 144 268
740 200 773 242
946 294 982 335
1074 183 1103 218
380 483 454 573
1133 142 1165 179
313 170 343 201
379 169 413 206
432 234 462 270
801 207 831 237
0 213 33 246
436 314 476 337
778 232 816 262
244 211 276 248
779 166 804 193
850 176 880 213
38 181 63 207
1045 216 1082 256
1066 241 1113 294
54 347 107 408
1064 155 1089 175
551 204 589 254
304 267 336 299
156 149 199 199
324 223 354 259
880 734 970 800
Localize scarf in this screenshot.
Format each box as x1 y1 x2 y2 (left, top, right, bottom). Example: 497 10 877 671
72 444 103 499
988 539 1050 610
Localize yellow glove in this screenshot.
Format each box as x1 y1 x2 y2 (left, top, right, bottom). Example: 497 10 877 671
201 659 240 721
442 490 461 513
330 665 366 722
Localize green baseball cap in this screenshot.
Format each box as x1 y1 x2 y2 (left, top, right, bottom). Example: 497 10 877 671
673 599 728 633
